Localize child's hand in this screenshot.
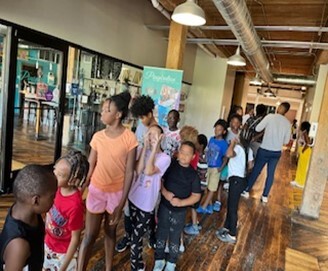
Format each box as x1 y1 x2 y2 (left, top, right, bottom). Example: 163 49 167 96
231 137 239 144
109 206 123 226
170 197 182 207
165 191 175 201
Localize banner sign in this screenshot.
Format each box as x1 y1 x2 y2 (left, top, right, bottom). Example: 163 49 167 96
141 66 183 127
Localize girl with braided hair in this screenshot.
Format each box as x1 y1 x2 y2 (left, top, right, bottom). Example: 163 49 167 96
43 150 89 271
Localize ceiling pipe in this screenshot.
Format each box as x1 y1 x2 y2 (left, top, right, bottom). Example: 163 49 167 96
147 25 328 33
273 75 316 86
150 0 216 57
151 0 171 19
212 0 273 82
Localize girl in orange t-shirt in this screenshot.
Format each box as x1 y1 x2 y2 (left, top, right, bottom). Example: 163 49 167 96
78 91 138 271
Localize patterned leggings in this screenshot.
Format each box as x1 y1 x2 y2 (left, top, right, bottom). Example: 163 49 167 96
129 201 153 271
155 203 186 264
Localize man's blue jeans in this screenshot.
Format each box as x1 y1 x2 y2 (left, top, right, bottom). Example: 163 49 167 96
246 148 281 197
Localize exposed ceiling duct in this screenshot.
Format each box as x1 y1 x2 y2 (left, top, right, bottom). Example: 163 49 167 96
273 75 316 86
212 0 273 83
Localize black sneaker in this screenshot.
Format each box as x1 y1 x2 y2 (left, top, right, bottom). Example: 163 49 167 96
147 238 156 249
115 236 130 252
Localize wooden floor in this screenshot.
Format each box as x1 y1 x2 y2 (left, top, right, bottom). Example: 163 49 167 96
1 133 328 270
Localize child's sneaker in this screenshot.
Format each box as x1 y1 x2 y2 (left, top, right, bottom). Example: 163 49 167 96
216 227 229 236
216 231 236 244
196 206 207 214
138 262 146 271
261 196 268 203
184 224 200 235
153 259 166 271
223 182 230 190
164 243 169 253
185 222 202 230
179 243 185 253
206 204 213 214
213 201 222 212
148 238 156 249
164 262 176 271
241 191 249 198
115 236 130 252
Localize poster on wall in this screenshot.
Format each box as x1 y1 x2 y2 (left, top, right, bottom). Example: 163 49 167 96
141 66 183 127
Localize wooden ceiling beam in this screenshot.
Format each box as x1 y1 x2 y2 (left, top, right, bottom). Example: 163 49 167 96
316 50 328 65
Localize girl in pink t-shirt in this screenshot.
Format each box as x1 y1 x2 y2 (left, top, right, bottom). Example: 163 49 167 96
78 92 138 271
44 150 89 271
128 125 171 271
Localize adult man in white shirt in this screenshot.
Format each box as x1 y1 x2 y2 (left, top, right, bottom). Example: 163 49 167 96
242 102 291 203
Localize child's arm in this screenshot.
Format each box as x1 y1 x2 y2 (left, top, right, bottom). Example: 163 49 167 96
218 156 228 172
81 148 97 192
3 238 30 271
136 146 147 176
161 182 175 201
302 131 310 153
110 147 137 226
59 230 82 271
226 138 238 158
144 134 163 175
170 193 201 207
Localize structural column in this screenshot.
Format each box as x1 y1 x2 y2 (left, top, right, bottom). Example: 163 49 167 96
165 20 187 69
300 73 328 218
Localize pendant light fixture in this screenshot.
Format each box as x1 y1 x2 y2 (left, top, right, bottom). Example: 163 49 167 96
171 0 206 26
250 73 262 86
227 46 246 66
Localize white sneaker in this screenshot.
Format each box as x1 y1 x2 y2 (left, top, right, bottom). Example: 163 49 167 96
153 259 166 271
164 243 169 253
241 191 249 198
290 180 297 186
261 196 268 203
179 243 185 253
164 262 176 271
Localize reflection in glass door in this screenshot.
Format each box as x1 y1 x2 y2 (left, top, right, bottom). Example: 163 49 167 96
0 24 10 190
11 39 64 171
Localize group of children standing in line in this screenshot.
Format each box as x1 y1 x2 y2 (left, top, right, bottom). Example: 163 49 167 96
0 92 291 271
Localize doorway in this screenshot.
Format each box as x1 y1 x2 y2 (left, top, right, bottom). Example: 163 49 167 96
1 26 68 192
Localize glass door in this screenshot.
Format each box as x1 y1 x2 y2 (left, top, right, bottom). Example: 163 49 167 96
0 24 11 191
12 39 64 167
2 27 68 191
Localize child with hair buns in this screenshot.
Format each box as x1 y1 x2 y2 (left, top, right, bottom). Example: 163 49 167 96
43 150 89 271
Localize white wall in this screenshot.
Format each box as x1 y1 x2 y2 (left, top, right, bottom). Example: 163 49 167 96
0 0 197 82
183 48 229 138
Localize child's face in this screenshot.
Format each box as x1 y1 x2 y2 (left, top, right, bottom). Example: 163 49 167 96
101 100 119 125
147 126 162 149
230 117 241 131
178 144 195 166
140 112 153 127
167 112 179 129
35 179 57 214
214 124 226 138
53 159 71 188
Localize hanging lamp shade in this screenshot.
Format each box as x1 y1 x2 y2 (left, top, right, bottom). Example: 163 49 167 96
227 46 246 66
250 73 262 86
171 0 206 26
